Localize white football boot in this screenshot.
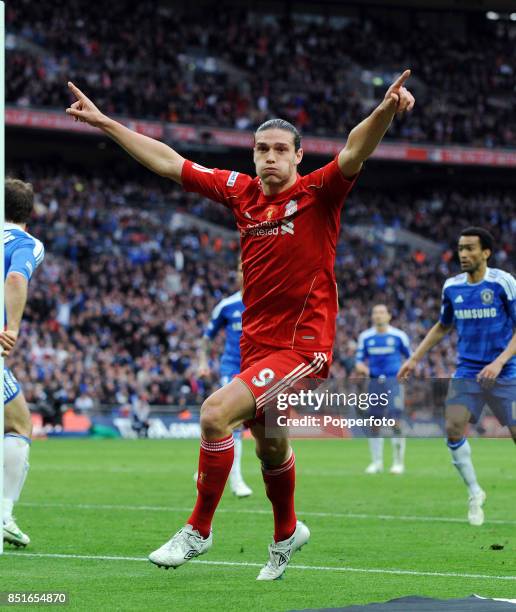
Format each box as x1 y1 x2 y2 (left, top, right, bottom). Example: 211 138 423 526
149 524 212 569
389 463 405 475
3 518 30 547
468 489 486 526
229 474 253 498
365 461 384 474
256 520 310 581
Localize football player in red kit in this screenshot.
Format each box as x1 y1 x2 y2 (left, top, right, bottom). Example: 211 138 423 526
66 70 415 579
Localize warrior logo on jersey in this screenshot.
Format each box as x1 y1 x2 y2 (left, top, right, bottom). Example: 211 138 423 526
481 289 494 305
280 219 294 235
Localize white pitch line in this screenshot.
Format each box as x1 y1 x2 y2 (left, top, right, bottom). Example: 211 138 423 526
29 465 516 479
3 552 515 581
18 501 516 526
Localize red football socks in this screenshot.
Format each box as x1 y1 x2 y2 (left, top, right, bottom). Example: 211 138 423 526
262 451 297 542
188 435 234 538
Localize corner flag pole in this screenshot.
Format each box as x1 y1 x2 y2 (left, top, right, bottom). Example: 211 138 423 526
0 0 5 556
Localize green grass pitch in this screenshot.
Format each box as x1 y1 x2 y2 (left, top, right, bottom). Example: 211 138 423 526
1 438 514 611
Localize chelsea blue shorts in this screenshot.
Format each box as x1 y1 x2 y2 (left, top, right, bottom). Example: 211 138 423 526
4 367 21 405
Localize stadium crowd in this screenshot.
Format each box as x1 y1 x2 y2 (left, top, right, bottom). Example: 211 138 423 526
7 168 514 416
196 184 515 260
7 1 515 147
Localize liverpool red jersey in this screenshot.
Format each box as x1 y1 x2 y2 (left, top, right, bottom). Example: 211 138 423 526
182 159 357 353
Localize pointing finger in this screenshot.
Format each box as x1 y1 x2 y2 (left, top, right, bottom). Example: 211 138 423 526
68 81 86 100
392 69 411 89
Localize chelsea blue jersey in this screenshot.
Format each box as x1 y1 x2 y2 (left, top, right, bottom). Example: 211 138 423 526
4 223 45 283
440 267 516 378
204 291 243 378
356 326 411 378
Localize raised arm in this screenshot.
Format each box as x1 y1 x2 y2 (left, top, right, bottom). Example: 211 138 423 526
66 82 185 184
338 70 415 178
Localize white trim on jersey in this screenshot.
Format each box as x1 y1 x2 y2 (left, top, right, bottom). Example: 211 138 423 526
443 267 516 300
210 291 243 321
358 327 377 341
358 326 411 357
443 272 468 290
387 325 411 352
4 368 20 403
4 222 45 268
33 240 45 265
493 270 516 301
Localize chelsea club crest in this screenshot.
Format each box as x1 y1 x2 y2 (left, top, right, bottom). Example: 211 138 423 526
480 288 494 305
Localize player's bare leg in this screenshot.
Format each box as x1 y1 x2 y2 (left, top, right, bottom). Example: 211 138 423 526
251 422 309 581
149 379 255 569
3 393 32 547
446 404 485 526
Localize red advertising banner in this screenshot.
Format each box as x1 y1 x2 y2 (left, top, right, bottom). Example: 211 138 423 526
7 108 516 168
6 108 164 139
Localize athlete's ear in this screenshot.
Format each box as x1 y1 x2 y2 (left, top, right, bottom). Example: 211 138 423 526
295 147 303 166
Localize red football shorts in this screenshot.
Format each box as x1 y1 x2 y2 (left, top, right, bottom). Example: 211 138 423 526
236 336 332 426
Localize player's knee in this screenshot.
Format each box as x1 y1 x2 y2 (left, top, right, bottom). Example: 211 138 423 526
255 438 290 466
199 396 229 438
445 419 464 441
